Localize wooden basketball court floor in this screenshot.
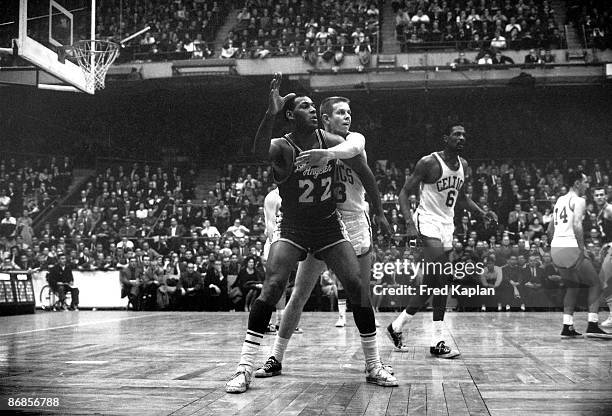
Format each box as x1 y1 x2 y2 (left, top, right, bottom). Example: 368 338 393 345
0 311 611 416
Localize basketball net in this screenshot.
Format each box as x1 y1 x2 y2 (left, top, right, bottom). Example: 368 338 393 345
70 40 120 92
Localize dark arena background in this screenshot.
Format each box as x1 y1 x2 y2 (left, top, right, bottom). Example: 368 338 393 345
1 0 612 415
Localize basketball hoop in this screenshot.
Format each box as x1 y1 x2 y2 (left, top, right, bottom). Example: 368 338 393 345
70 39 119 92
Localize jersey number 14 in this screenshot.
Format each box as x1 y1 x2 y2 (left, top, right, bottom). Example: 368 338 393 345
554 206 568 225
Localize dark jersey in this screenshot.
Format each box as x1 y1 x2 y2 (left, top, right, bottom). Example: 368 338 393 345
599 205 612 244
275 130 336 225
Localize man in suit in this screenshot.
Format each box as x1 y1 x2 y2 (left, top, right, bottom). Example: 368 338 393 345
119 257 143 310
47 253 79 310
141 255 163 310
522 255 546 310
167 217 185 251
178 262 203 310
204 259 226 311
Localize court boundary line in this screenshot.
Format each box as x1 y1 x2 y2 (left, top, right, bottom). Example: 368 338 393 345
0 313 159 336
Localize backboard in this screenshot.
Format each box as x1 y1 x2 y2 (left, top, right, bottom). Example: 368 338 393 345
0 0 95 93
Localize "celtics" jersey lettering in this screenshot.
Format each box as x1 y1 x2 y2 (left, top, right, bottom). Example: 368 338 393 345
436 175 464 192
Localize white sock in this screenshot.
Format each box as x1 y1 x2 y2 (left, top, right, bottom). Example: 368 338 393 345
338 299 346 317
238 330 263 374
587 313 599 323
431 320 444 347
275 308 284 326
360 331 381 371
271 335 290 362
563 314 573 326
392 310 413 333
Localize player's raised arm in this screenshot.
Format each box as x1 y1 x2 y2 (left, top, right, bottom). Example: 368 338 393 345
341 153 391 235
247 73 296 160
295 132 365 169
399 158 428 236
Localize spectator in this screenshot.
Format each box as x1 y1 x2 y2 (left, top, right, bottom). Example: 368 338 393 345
0 211 16 238
177 262 203 311
232 257 262 311
479 257 503 311
119 257 143 310
204 258 226 311
541 49 556 63
477 52 493 65
492 50 514 65
524 48 541 64
490 30 507 49
46 253 79 311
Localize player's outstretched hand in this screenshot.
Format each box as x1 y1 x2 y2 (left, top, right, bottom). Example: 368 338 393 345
294 148 332 171
374 213 392 236
268 72 296 115
485 210 498 222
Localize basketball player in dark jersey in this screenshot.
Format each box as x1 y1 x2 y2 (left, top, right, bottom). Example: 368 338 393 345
225 73 396 393
594 186 612 327
387 125 498 358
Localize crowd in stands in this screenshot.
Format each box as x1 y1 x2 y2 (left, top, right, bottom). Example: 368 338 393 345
219 0 381 66
393 0 565 52
97 0 231 61
0 156 73 243
1 155 611 312
449 47 555 67
566 0 612 50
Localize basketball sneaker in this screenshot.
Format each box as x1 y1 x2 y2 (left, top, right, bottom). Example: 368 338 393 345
225 369 252 393
585 323 612 339
560 325 582 338
387 324 410 352
365 364 399 387
335 316 346 327
294 327 303 334
254 356 282 378
600 316 612 328
430 341 461 358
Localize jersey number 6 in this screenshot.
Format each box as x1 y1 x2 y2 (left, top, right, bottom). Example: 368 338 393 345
299 177 332 203
445 190 456 207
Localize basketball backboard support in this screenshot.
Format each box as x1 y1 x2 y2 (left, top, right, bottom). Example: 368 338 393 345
0 0 95 94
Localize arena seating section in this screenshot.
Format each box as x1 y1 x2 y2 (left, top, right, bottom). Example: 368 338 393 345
98 0 231 61
90 0 607 63
0 156 72 245
221 0 381 59
566 0 612 49
393 0 564 52
2 153 610 312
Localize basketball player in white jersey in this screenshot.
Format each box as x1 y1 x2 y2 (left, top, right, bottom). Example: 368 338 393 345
549 172 611 338
261 186 302 334
388 124 498 358
254 96 394 381
594 186 612 327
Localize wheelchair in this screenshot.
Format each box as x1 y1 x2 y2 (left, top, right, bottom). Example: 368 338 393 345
39 284 72 311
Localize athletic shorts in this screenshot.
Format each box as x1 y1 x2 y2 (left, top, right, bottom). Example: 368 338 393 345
270 210 350 261
339 210 371 257
551 237 580 269
414 212 454 250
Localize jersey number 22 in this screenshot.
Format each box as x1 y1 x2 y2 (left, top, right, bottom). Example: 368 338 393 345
299 178 332 203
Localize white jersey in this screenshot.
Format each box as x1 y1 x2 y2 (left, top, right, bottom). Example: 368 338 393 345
264 188 282 240
335 151 368 213
552 193 578 241
415 152 464 223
